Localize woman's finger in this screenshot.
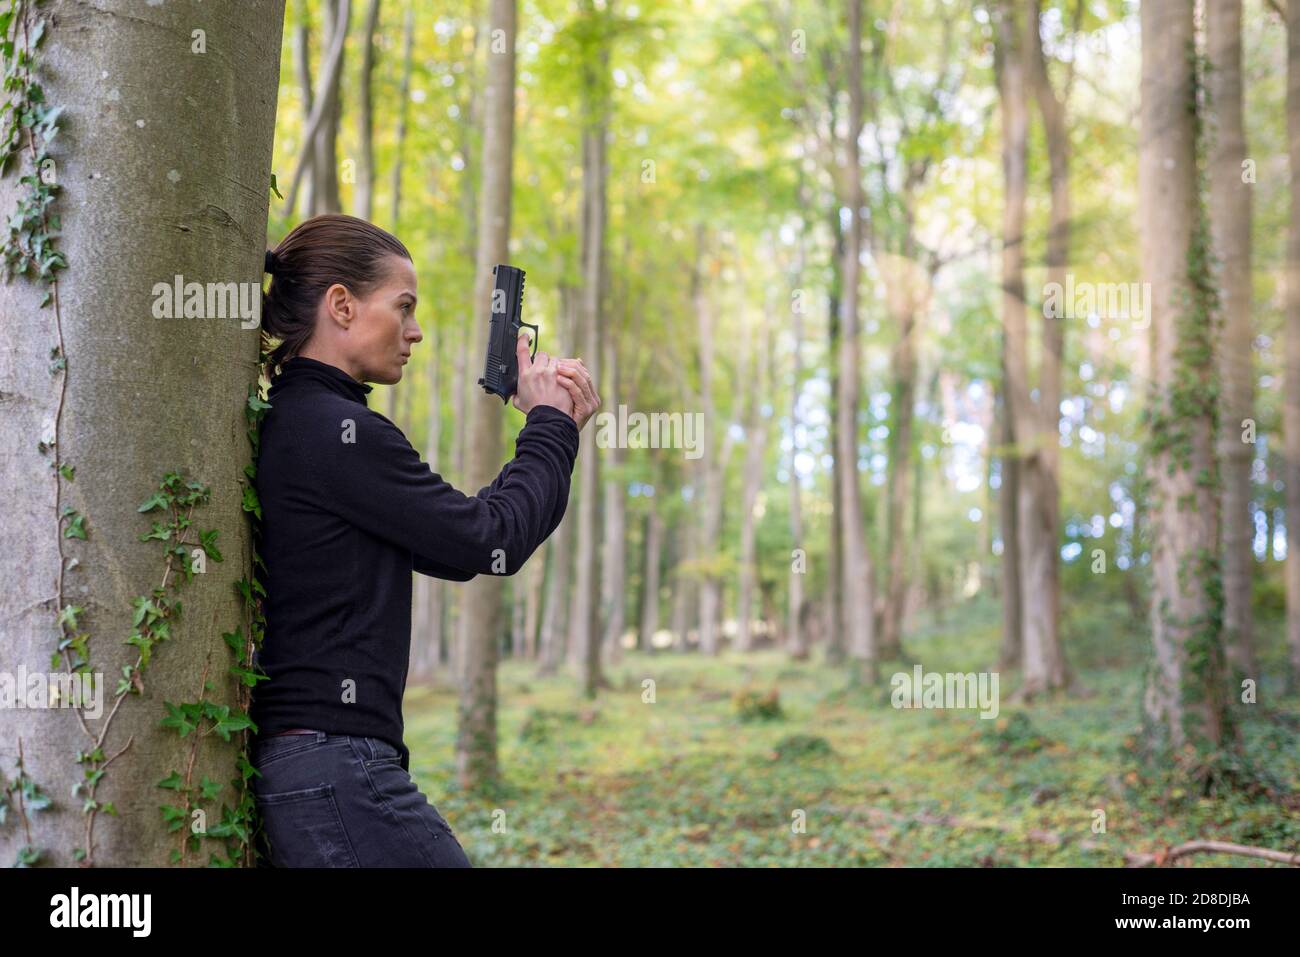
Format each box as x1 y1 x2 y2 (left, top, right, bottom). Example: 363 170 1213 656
560 366 598 409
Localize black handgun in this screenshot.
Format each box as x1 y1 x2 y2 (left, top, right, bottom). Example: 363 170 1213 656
477 264 538 402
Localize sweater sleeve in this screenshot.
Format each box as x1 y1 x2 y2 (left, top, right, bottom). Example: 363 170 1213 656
303 401 580 577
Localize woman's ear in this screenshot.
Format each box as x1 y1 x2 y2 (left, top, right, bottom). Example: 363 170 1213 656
323 282 354 329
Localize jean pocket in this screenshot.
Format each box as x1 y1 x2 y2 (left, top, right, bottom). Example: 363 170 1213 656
354 736 401 766
252 732 328 769
254 784 358 868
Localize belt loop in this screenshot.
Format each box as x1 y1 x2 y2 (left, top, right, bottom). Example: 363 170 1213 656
315 731 327 744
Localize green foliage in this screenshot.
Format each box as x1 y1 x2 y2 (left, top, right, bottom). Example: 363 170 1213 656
733 686 783 722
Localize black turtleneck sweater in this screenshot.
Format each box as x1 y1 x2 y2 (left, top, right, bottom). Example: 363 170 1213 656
249 355 579 771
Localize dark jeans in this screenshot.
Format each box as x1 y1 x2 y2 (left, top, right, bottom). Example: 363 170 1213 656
250 731 472 868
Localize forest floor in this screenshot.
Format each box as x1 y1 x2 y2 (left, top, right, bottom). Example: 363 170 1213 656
401 602 1300 867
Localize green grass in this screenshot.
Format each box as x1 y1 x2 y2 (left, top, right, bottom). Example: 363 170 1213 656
400 603 1300 867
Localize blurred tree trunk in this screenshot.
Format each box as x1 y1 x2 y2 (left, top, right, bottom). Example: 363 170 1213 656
996 370 1022 669
1140 0 1233 757
837 0 878 681
0 0 286 867
670 515 696 649
693 231 727 655
1287 0 1300 690
787 230 809 661
314 0 348 214
569 0 611 694
826 205 846 665
599 342 627 666
1019 0 1070 695
537 283 577 675
1208 0 1256 686
640 503 664 650
878 240 922 662
455 0 517 790
389 4 415 228
356 0 382 222
736 304 771 652
523 541 545 660
293 5 316 217
995 0 1029 677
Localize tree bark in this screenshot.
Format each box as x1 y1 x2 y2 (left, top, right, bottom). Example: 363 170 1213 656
389 3 414 230
0 0 286 866
736 303 770 652
569 0 610 694
1287 0 1300 690
995 0 1030 679
838 0 878 681
455 0 517 790
1208 0 1256 686
1019 0 1070 695
1140 0 1232 755
639 503 664 650
787 232 809 661
356 0 382 222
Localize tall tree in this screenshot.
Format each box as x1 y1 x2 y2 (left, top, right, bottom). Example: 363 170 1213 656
1139 0 1234 763
356 0 383 222
1285 0 1300 691
0 0 286 866
1207 0 1257 687
455 0 518 789
994 0 1029 676
1018 0 1071 695
838 0 878 680
568 0 613 695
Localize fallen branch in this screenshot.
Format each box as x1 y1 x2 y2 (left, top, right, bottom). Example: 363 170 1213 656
1124 841 1300 868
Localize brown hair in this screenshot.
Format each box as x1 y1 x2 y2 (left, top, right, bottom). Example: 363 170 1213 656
261 213 412 374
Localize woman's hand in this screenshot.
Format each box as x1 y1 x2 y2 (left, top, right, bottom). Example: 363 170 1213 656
512 334 575 418
556 357 601 431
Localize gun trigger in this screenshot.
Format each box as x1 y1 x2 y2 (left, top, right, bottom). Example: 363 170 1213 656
521 322 540 360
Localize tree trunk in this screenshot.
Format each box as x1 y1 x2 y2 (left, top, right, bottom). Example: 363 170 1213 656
356 0 382 222
455 0 517 791
837 0 878 681
736 305 770 652
878 247 920 662
523 541 545 660
569 0 611 694
1287 0 1300 690
825 206 846 665
390 3 414 230
293 10 316 218
639 503 664 650
788 235 809 661
314 0 347 214
1207 0 1256 686
1140 0 1233 758
995 0 1030 680
996 368 1022 669
0 0 286 867
1019 0 1070 695
599 338 626 665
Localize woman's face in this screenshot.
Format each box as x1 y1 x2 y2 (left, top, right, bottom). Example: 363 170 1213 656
338 254 422 386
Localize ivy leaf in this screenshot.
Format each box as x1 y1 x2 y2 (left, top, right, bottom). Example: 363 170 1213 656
137 490 169 513
269 173 283 199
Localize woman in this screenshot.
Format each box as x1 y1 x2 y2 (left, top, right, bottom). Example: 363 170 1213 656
248 214 599 867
